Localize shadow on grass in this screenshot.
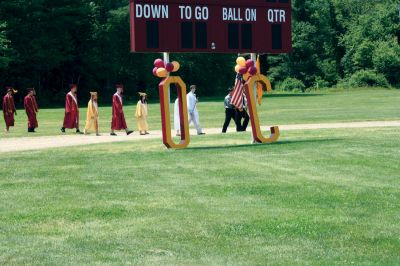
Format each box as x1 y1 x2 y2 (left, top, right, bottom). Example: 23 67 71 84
200 93 324 102
181 138 343 151
267 93 324 98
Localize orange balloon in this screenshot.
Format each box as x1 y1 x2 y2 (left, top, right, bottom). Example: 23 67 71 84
236 57 246 67
171 61 180 72
243 73 250 81
156 68 168 78
234 65 241 73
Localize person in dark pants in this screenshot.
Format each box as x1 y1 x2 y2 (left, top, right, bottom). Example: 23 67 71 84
222 88 239 133
235 95 250 132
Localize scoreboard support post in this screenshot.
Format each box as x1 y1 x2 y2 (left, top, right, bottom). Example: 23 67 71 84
250 53 258 100
163 52 171 102
250 53 257 143
163 52 170 65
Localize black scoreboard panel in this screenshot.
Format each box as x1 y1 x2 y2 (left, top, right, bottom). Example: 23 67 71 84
130 0 292 53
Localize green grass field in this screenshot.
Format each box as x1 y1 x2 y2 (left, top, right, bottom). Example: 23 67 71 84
1 88 400 137
1 88 400 265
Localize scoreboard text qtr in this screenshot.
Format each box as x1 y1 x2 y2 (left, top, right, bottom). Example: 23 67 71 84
130 0 292 53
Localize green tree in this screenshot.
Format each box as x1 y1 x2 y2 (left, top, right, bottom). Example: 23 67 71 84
269 0 341 87
0 0 93 103
0 22 12 70
337 1 399 77
1 0 399 106
373 39 400 86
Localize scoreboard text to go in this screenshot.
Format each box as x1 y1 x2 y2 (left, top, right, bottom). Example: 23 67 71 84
130 0 292 53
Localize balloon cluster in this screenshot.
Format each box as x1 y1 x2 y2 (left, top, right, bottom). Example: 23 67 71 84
152 59 180 78
234 57 258 80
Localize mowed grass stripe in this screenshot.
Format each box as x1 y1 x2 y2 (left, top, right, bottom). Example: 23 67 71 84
0 128 399 264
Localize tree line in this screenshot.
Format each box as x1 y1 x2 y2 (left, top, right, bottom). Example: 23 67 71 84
0 0 399 106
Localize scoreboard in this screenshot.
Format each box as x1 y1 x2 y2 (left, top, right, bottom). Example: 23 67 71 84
130 0 292 53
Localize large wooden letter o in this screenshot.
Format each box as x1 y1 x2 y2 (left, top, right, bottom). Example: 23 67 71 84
159 76 190 149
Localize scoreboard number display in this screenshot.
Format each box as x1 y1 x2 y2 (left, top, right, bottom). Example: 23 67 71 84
130 0 292 53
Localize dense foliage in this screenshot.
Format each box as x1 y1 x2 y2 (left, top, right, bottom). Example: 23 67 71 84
0 0 399 105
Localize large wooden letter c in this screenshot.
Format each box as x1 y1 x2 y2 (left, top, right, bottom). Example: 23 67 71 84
245 74 280 144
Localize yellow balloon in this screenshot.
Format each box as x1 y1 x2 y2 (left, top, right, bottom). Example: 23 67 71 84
236 57 246 67
243 73 250 81
234 65 241 73
171 61 180 72
156 68 168 78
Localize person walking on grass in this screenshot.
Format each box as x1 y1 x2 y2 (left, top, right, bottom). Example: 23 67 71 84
174 97 181 136
84 92 100 136
24 88 39 133
2 87 17 133
187 85 205 135
111 84 133 136
135 92 149 135
61 84 83 134
235 95 250 132
222 87 239 133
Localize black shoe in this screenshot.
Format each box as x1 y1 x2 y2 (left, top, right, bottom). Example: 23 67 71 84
76 129 84 134
198 132 206 135
126 130 134 136
110 132 117 136
61 127 66 133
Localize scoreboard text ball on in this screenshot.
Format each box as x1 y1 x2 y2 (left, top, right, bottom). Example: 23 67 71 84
130 0 292 53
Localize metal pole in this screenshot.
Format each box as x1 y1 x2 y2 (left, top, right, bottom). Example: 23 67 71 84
163 52 171 103
250 53 257 101
163 52 170 64
250 53 258 144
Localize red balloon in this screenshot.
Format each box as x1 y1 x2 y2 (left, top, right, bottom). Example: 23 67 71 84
239 66 248 75
246 59 255 69
154 59 165 68
153 67 158 76
165 63 174 72
249 66 257 75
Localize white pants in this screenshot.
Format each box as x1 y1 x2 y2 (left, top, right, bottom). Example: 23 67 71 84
188 109 202 134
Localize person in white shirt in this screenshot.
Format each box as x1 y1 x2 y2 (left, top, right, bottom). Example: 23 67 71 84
187 85 205 135
174 97 181 136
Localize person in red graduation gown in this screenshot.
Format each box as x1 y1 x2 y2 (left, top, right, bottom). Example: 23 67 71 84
61 84 82 134
2 87 17 133
24 88 39 133
110 84 133 136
